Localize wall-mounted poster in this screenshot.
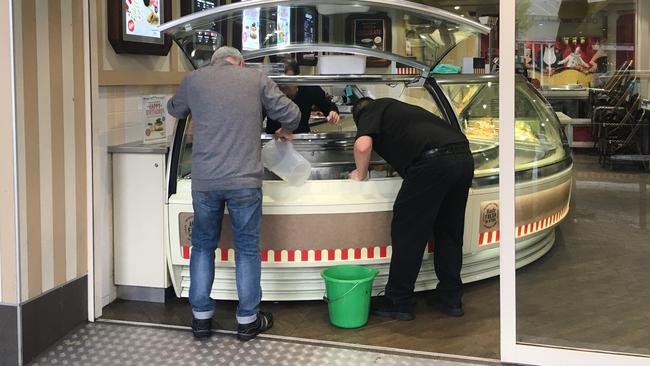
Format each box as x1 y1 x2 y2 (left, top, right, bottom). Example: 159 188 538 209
522 36 609 87
276 6 291 47
242 7 261 51
346 14 392 67
108 0 172 55
124 0 161 39
142 96 167 144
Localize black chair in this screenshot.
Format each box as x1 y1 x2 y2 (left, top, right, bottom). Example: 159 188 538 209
598 94 645 168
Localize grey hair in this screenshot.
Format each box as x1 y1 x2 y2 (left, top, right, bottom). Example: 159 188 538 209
211 46 244 65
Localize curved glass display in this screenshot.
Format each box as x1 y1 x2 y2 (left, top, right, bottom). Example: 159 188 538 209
164 0 567 187
174 75 568 185
159 0 489 70
175 81 445 182
438 76 568 178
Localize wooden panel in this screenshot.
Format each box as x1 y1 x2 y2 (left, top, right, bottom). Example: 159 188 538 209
0 0 17 304
178 212 393 250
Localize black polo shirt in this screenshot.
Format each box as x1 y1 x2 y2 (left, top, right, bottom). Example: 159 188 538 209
355 98 468 177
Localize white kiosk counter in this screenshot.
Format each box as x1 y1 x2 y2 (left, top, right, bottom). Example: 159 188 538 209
158 0 572 300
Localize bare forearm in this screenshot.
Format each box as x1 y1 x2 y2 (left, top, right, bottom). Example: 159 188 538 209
353 137 373 179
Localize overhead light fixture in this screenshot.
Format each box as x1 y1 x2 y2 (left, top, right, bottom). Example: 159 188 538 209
454 6 460 10
460 14 465 17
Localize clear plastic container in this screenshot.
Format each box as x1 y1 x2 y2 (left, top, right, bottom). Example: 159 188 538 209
262 139 312 186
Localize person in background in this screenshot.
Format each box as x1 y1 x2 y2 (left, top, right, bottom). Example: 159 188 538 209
167 46 301 341
349 97 474 320
265 58 340 134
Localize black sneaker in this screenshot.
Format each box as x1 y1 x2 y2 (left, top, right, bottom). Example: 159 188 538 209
191 317 212 340
438 302 464 317
370 296 415 321
237 311 274 342
431 291 464 317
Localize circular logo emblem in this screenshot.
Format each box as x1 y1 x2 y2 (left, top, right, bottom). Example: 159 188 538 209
183 214 194 243
482 202 499 229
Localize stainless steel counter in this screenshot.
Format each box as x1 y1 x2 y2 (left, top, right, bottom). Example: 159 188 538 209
108 141 169 154
541 88 589 99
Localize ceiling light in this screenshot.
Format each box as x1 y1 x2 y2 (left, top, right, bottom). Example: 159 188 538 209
454 6 460 10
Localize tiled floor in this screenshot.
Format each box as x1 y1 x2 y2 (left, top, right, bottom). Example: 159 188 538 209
28 322 501 366
101 152 650 359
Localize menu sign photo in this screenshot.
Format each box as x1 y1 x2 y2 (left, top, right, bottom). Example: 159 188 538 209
346 14 392 67
108 0 172 55
142 96 167 144
276 6 291 47
242 8 261 51
354 20 385 51
124 0 163 43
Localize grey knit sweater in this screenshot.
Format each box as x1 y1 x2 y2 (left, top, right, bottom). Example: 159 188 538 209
168 60 301 191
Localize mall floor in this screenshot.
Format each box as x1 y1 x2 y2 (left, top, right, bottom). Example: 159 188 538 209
28 322 499 366
100 152 650 360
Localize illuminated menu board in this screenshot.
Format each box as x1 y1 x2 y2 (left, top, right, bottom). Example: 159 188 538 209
193 0 216 12
242 7 261 51
303 11 315 44
276 6 291 47
124 0 163 41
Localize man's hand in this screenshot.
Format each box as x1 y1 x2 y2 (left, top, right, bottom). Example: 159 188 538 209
327 111 340 125
348 169 368 181
274 127 293 142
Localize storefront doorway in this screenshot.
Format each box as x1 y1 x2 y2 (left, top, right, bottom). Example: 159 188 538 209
88 0 650 365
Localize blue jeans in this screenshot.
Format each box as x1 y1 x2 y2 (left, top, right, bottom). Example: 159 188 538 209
189 188 263 324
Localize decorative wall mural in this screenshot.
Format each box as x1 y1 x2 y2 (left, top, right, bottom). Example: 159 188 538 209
524 36 608 76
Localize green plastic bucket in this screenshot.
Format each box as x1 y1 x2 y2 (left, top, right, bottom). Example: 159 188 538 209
321 265 379 329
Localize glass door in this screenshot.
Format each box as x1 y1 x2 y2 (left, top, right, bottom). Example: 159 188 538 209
501 1 650 365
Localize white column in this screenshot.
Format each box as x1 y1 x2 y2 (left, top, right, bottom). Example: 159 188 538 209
636 0 650 98
499 0 517 361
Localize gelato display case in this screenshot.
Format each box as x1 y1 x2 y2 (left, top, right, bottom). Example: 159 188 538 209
159 0 573 300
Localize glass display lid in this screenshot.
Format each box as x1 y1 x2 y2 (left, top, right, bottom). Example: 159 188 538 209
438 75 570 178
159 0 490 70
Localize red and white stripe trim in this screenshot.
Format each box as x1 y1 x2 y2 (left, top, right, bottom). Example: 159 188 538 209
396 67 420 75
180 242 435 263
478 205 569 247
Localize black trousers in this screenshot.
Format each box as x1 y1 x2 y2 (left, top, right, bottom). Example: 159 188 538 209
385 149 474 306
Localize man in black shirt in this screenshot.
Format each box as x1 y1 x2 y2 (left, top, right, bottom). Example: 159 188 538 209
265 59 339 134
350 97 474 319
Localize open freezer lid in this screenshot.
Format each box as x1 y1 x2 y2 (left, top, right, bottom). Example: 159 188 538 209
159 0 490 70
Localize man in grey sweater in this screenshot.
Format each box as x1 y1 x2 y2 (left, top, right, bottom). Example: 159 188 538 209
167 47 300 341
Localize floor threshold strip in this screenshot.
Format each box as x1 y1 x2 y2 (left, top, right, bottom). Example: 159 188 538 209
96 318 502 365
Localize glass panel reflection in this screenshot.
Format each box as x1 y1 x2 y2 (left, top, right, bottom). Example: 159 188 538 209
160 0 489 69
515 0 650 356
